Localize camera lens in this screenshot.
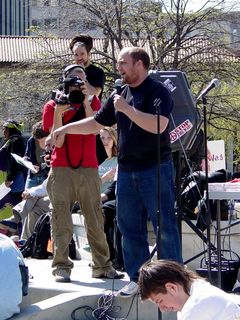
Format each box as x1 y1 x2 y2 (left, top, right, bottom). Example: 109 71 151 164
68 91 85 104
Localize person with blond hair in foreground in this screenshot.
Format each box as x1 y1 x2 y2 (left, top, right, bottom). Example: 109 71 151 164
138 260 240 320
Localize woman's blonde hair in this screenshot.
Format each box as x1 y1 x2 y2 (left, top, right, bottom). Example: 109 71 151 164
100 127 118 157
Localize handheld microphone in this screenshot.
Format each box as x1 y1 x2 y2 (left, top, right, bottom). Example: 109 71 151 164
114 78 123 95
197 78 220 100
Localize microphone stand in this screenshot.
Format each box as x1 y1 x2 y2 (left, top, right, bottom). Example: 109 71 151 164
155 99 162 320
199 95 212 283
156 104 161 260
196 79 220 284
146 98 162 320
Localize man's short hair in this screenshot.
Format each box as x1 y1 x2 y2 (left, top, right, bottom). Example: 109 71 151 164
139 260 199 300
32 121 48 139
126 47 150 70
69 34 93 53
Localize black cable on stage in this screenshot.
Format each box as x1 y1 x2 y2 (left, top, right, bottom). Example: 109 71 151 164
71 278 139 320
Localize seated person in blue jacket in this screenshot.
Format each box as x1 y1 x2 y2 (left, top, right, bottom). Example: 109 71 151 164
24 120 49 188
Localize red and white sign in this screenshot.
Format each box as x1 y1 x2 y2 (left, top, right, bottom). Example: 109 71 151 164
169 119 193 143
201 140 226 173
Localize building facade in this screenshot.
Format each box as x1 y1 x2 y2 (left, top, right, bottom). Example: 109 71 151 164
0 0 30 35
1 1 239 50
30 0 99 37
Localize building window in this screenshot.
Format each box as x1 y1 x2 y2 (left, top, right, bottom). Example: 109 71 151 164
51 0 60 5
32 0 59 7
32 19 42 27
69 20 77 30
81 21 96 32
44 18 57 28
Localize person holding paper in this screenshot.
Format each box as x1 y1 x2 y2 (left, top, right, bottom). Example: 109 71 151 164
0 179 50 239
0 120 26 221
24 121 49 188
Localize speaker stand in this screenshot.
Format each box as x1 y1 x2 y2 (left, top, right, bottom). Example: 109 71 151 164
173 151 217 263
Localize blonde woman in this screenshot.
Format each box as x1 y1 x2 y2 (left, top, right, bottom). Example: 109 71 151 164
98 127 118 193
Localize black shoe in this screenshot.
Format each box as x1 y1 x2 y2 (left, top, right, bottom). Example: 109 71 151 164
92 267 124 279
112 261 125 271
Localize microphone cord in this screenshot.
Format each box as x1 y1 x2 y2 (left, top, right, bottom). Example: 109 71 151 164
71 279 138 320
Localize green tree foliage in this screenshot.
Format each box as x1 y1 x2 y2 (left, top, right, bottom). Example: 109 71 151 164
0 0 239 155
64 0 240 144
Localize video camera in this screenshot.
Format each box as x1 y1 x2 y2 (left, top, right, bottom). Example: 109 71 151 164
40 149 52 168
51 76 85 105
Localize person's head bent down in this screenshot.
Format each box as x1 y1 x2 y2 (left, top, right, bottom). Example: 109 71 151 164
138 260 198 313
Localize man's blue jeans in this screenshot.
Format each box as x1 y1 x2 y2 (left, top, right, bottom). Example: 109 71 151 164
117 160 182 282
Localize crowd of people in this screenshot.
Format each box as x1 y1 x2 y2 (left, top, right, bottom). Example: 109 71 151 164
0 33 239 319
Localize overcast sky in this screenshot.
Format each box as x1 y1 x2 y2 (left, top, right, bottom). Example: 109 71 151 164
160 0 238 12
185 0 238 12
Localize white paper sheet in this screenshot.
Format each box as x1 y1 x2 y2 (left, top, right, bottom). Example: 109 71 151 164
11 153 38 173
0 183 11 200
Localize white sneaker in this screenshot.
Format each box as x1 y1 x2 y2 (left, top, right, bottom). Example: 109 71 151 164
116 281 139 298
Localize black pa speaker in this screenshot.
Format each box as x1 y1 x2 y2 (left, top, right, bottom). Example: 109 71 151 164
196 255 239 292
149 70 203 153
